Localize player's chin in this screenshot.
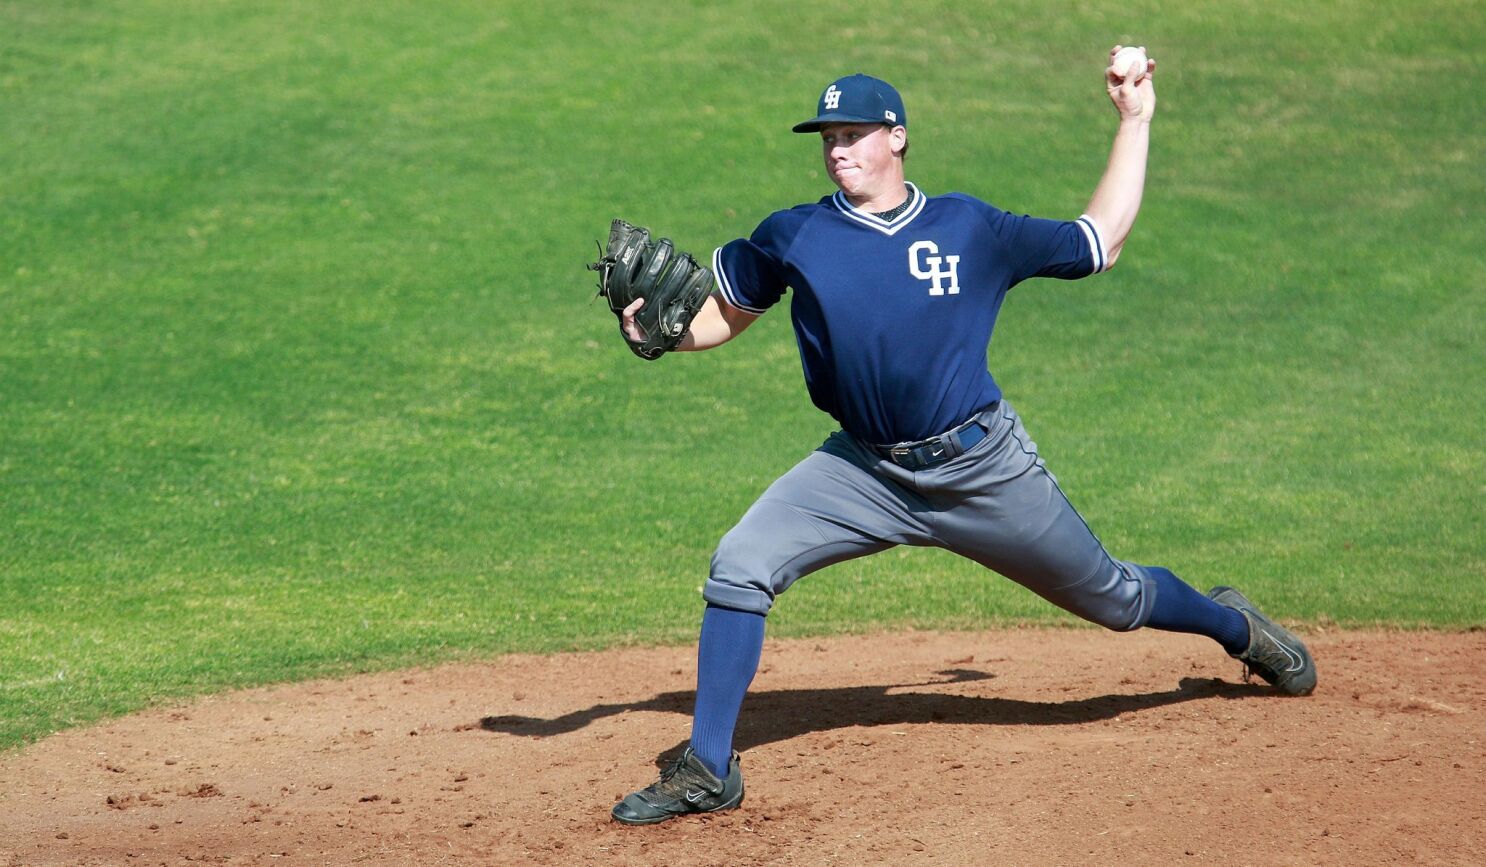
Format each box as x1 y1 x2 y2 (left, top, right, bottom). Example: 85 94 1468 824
830 169 862 193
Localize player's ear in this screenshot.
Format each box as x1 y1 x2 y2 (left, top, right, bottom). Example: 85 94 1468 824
888 125 907 157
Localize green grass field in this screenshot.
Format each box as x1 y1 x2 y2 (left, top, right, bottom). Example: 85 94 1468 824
2 0 1482 750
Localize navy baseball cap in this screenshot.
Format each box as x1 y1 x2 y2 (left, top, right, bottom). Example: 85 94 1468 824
792 74 907 133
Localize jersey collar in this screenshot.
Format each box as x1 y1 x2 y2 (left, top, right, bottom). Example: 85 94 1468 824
830 182 926 236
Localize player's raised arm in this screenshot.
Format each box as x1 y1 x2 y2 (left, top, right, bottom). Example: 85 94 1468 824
1082 45 1156 269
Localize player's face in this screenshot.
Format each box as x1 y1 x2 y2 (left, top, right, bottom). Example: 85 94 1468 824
820 123 905 198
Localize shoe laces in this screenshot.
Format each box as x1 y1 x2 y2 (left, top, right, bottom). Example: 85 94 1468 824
1239 660 1264 685
1246 649 1283 681
645 753 713 800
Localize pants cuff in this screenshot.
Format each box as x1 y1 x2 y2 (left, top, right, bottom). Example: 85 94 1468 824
701 580 773 616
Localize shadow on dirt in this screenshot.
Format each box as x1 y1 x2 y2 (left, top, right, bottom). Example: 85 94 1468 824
476 670 1264 760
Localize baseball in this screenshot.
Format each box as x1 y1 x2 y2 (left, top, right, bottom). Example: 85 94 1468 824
1111 46 1149 82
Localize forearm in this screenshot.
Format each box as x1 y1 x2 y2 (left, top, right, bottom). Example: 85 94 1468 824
677 292 758 351
1083 118 1150 266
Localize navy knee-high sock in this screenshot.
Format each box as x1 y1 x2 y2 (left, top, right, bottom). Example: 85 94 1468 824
689 603 766 779
1143 565 1250 655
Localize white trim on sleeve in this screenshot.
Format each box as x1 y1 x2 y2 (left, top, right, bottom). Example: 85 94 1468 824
712 246 769 314
1076 214 1109 273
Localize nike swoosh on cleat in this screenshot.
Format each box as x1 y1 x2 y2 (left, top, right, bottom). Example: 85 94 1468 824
1262 628 1305 672
684 790 706 803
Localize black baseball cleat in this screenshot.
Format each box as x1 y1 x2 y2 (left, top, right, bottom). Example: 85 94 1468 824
611 747 745 825
1208 586 1317 696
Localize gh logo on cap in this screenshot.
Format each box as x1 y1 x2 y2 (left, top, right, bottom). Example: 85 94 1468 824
823 85 841 110
909 241 962 296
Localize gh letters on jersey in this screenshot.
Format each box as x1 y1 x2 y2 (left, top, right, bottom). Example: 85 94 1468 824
908 241 961 296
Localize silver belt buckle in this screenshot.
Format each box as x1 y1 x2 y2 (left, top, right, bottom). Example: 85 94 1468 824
890 446 913 463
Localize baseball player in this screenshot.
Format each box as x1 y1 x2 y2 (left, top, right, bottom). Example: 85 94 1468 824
610 48 1316 826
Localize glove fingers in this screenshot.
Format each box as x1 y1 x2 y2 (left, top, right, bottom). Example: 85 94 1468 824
648 253 702 333
650 249 693 299
606 219 639 249
597 230 650 312
639 238 675 291
612 230 651 290
594 223 651 313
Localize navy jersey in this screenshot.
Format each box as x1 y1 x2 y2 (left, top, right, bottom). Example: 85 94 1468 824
714 182 1109 444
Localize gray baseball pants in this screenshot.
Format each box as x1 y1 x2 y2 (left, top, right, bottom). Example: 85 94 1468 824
702 400 1157 630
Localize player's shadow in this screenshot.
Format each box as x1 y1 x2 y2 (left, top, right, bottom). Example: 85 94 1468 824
475 669 1264 762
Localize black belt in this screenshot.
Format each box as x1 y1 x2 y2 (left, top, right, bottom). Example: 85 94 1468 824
870 409 994 470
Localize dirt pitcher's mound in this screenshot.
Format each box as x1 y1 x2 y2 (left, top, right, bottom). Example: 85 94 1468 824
2 629 1484 866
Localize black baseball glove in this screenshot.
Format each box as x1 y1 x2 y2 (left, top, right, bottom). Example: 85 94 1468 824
587 219 714 360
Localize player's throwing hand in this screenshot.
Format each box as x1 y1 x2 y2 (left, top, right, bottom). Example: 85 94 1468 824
1106 44 1156 122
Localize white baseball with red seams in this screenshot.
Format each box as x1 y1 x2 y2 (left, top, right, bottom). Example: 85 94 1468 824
1111 46 1149 81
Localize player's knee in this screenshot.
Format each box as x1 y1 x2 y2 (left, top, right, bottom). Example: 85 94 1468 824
1057 595 1140 631
1094 563 1156 632
1054 563 1154 632
704 521 779 616
1089 598 1147 632
704 499 818 616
